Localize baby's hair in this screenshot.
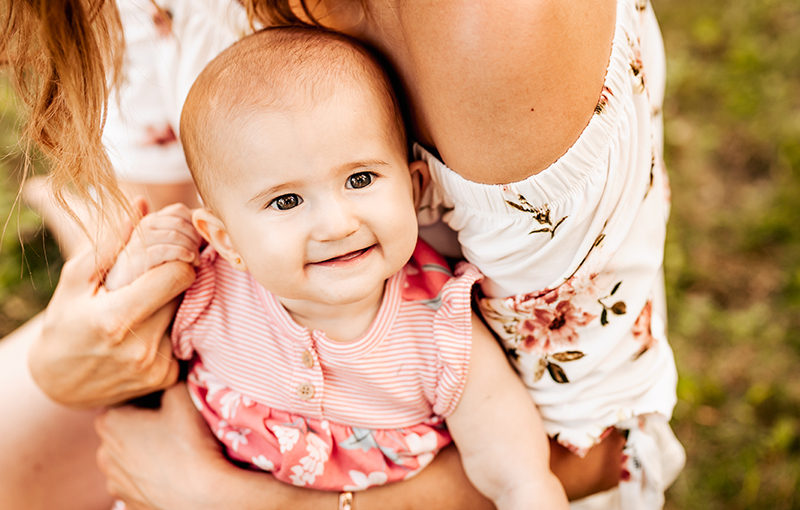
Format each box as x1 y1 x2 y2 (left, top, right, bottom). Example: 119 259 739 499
180 26 406 212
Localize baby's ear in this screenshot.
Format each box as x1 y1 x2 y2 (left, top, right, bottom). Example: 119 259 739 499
192 209 247 271
409 160 430 209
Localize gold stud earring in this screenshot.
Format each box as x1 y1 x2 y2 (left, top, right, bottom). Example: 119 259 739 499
234 257 242 265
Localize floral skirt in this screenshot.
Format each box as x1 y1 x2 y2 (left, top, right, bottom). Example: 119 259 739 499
186 377 452 491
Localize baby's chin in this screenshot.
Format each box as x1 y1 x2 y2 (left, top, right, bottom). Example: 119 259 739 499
274 279 389 317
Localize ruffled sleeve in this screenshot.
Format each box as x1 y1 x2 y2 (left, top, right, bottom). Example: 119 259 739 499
431 262 483 418
171 246 219 360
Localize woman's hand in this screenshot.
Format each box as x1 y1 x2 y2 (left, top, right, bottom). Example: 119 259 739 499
29 200 197 408
95 384 229 510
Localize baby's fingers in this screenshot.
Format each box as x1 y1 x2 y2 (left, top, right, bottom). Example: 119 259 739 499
132 218 202 269
140 213 202 249
144 244 200 269
156 202 194 221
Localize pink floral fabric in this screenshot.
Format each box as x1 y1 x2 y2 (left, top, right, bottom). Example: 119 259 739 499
188 363 452 490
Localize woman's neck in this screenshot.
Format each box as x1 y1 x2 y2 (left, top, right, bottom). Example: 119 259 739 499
277 282 386 343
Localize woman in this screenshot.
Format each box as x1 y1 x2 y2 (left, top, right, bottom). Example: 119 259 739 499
0 0 681 508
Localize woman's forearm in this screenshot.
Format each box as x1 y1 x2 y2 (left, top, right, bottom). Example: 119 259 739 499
97 384 621 509
208 445 494 510
208 438 622 509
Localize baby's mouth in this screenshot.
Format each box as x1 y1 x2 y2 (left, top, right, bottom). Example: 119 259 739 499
313 245 374 265
329 248 368 262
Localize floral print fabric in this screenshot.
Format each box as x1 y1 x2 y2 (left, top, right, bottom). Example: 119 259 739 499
414 1 685 504
105 0 251 183
187 363 452 490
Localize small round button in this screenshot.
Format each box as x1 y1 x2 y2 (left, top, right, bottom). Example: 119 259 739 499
301 350 314 368
296 382 315 400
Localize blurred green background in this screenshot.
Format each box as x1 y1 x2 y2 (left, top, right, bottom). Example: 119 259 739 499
0 80 61 336
1 0 799 507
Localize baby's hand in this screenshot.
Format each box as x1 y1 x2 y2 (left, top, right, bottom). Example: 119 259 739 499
105 203 202 291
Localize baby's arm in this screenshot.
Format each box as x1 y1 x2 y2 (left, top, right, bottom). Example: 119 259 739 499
446 314 569 510
105 203 202 291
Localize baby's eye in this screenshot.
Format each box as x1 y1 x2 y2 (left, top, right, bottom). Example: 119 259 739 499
269 194 303 210
346 172 374 189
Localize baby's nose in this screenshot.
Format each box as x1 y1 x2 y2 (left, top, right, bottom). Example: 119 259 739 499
312 199 360 241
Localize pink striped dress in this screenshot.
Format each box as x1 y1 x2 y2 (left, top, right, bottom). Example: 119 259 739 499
172 240 482 491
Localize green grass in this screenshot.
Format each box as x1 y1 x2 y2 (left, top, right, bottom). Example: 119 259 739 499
654 0 800 507
2 0 800 507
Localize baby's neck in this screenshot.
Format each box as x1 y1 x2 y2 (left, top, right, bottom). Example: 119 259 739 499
277 282 386 343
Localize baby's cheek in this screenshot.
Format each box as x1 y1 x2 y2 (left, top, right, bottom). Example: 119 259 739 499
394 208 422 260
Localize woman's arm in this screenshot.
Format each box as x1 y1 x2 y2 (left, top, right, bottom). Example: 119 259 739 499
96 384 498 510
389 0 617 184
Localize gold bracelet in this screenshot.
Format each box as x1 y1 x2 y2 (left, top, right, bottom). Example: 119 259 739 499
338 491 354 510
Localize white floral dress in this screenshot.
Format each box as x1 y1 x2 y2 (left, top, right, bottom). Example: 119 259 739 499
415 0 684 508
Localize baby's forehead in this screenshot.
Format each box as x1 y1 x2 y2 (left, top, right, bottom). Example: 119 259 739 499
183 27 407 206
202 86 402 165
206 74 403 148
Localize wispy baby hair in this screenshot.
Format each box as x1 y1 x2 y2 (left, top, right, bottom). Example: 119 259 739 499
180 25 405 212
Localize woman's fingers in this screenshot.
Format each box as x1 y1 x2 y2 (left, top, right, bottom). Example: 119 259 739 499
107 260 195 327
103 302 181 400
96 410 156 510
32 263 190 408
58 197 152 287
91 198 151 276
59 224 132 288
137 327 181 393
94 384 227 510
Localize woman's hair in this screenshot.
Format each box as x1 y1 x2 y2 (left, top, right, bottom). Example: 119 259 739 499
1 0 127 232
0 0 364 229
245 0 369 28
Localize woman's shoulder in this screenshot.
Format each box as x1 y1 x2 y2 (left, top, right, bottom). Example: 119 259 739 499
395 0 617 184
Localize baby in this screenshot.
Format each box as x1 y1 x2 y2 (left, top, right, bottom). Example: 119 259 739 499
108 26 568 509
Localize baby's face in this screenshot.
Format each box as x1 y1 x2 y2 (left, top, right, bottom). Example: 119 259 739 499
205 85 421 307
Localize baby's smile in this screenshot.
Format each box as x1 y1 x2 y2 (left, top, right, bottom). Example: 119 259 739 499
309 245 376 267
